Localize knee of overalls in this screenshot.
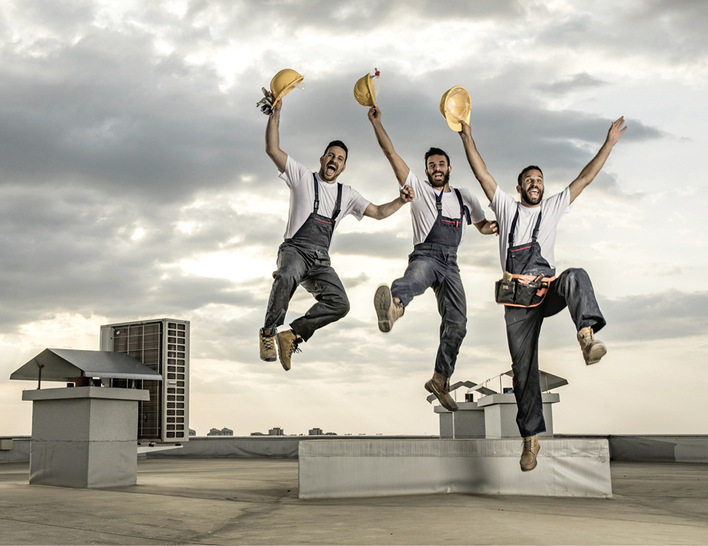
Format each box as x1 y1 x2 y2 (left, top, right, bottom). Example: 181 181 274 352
339 292 351 317
565 267 588 279
561 267 592 287
441 319 467 343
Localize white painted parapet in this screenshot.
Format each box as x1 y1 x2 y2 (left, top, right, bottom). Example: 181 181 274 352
299 438 611 499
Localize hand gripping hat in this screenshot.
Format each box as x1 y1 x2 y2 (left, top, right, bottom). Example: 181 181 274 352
439 86 471 132
353 70 380 107
257 68 304 115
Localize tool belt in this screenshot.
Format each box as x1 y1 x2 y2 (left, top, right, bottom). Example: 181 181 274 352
495 273 556 308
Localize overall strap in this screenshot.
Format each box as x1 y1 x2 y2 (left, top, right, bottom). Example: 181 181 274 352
454 188 472 225
509 204 543 246
312 174 319 214
434 189 443 216
312 174 343 222
331 183 343 222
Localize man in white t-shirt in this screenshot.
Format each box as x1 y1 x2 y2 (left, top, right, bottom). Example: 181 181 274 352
458 116 627 471
260 100 415 371
367 106 498 411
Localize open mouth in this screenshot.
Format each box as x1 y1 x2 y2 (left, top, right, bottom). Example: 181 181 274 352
326 164 337 176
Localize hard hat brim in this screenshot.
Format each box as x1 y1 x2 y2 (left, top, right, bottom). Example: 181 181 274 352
440 86 471 132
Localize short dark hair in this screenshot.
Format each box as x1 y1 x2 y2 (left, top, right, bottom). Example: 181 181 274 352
324 140 348 163
517 165 543 185
424 147 450 166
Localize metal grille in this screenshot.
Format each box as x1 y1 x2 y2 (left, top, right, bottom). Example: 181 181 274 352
165 321 188 440
101 319 189 443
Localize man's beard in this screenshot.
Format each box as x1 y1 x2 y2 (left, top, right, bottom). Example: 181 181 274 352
427 171 450 188
520 185 543 205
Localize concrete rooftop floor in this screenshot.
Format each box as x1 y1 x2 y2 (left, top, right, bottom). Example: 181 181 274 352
0 458 707 545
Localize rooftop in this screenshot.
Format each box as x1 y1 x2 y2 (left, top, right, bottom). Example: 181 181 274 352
1 458 706 545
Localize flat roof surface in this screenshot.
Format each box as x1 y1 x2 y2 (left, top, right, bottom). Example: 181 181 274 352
1 459 707 545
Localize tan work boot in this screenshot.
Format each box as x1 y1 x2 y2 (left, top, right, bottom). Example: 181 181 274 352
276 329 301 371
424 372 458 412
520 435 540 472
577 326 607 365
259 328 277 362
374 284 404 333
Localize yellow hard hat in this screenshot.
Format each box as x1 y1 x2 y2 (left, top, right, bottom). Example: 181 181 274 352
439 86 471 132
269 69 304 106
353 72 379 107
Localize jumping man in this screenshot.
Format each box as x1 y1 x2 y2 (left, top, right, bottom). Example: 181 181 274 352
260 100 415 371
457 115 627 471
368 106 497 411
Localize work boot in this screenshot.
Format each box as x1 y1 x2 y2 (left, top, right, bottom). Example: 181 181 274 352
276 329 301 371
374 284 404 333
520 435 540 472
259 328 277 362
577 326 607 365
424 372 458 412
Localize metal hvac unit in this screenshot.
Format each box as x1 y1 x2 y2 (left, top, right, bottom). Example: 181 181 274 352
100 318 190 443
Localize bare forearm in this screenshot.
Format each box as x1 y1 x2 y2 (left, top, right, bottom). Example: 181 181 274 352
459 128 497 202
369 196 406 220
265 106 287 170
569 116 626 202
370 121 409 186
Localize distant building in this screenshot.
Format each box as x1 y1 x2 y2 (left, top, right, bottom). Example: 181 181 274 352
250 432 265 436
268 427 284 436
207 428 233 436
308 427 324 436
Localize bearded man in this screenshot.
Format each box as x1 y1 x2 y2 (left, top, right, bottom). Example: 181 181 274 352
367 106 497 411
457 115 626 471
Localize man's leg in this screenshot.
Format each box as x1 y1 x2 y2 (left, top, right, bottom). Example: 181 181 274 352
505 305 546 470
544 268 607 365
375 254 437 333
290 264 350 342
505 307 545 436
425 263 466 412
263 244 308 333
432 268 467 378
261 244 308 362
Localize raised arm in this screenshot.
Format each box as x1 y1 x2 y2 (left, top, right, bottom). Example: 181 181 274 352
458 120 498 203
568 116 627 203
265 101 288 172
367 106 410 187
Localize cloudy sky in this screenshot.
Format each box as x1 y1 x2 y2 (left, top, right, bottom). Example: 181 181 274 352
1 0 706 437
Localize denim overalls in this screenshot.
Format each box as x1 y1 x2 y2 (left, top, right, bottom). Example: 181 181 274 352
264 175 350 341
391 188 471 378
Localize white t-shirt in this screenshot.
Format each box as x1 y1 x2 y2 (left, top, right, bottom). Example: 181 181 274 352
279 156 371 239
404 170 485 246
490 185 571 272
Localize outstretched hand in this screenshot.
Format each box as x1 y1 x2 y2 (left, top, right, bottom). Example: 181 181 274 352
400 184 415 203
607 116 627 146
458 119 471 138
483 220 499 235
368 106 381 124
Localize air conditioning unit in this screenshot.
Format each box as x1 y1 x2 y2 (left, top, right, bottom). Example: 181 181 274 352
100 318 189 443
